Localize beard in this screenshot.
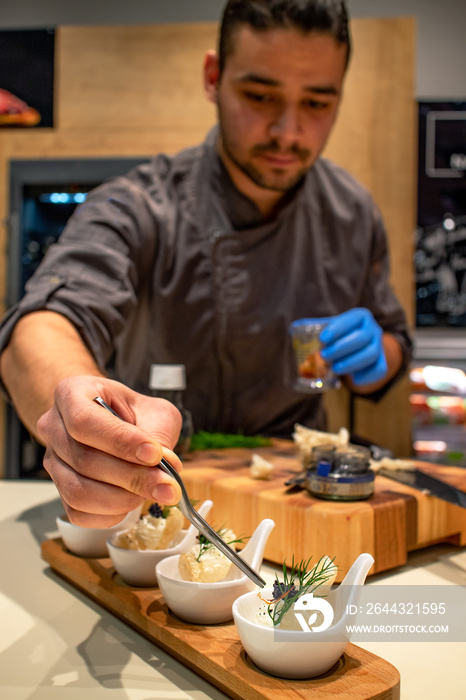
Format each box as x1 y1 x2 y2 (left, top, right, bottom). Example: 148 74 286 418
218 121 312 193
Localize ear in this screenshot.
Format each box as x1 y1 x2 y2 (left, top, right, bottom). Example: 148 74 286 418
203 49 220 104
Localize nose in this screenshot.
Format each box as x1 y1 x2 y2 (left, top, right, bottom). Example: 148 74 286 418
269 104 302 143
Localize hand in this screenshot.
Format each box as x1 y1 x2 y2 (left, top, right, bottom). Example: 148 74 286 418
36 375 183 528
319 308 388 386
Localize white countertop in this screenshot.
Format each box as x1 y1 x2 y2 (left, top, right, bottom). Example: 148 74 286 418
1 480 466 700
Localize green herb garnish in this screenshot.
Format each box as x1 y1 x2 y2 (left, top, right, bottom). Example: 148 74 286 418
189 431 272 451
264 555 337 627
195 528 250 562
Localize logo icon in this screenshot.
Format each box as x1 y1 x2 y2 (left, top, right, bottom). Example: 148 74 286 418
293 592 334 632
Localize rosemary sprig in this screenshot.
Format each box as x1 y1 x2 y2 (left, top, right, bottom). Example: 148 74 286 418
265 555 337 626
195 527 250 562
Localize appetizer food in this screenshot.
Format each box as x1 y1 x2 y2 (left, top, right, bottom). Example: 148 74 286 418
232 553 374 679
293 423 349 468
255 555 338 629
178 527 246 583
249 453 274 480
293 423 416 473
117 502 184 550
298 347 329 380
369 456 416 472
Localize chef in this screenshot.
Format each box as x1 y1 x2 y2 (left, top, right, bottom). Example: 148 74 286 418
0 0 411 527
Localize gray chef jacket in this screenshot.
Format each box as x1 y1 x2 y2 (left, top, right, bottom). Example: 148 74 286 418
0 127 412 438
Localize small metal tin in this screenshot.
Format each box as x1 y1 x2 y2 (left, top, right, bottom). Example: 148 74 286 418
306 470 375 501
306 445 374 501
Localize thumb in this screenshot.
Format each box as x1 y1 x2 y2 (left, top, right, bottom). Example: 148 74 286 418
130 394 183 456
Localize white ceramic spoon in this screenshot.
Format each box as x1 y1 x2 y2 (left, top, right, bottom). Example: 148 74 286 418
156 518 276 624
106 499 213 587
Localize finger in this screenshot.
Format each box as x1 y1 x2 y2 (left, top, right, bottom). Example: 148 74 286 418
320 329 370 363
44 444 182 526
59 397 165 466
39 400 183 522
38 379 184 525
63 505 134 529
41 416 182 505
53 385 184 474
50 379 177 467
43 447 145 516
319 308 365 344
93 384 183 459
69 442 183 504
331 337 382 375
129 395 183 457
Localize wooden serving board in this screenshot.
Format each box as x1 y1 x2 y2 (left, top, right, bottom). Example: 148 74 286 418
180 440 466 580
41 537 400 700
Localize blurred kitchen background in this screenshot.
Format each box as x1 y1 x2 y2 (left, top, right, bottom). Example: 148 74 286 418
0 0 465 476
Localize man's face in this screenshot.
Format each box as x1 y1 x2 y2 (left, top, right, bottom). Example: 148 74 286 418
205 26 347 203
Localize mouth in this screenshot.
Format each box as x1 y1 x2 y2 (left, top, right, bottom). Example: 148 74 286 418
260 153 301 168
253 143 310 170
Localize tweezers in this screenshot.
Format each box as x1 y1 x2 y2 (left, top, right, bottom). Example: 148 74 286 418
93 396 266 587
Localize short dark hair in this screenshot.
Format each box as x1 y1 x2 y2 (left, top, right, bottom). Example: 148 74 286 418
218 0 351 74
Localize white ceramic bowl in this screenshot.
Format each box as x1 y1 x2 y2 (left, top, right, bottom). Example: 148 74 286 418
56 507 142 558
232 552 374 679
106 500 213 587
156 518 275 624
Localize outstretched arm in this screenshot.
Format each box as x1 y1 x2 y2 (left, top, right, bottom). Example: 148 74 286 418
0 311 183 527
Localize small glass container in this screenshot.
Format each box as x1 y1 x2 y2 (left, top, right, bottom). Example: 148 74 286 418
309 444 336 476
149 364 193 457
289 318 340 393
332 446 371 474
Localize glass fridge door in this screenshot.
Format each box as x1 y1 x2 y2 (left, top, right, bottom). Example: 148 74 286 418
411 333 466 466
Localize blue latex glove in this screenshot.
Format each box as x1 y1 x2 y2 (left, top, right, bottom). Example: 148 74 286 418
319 308 388 386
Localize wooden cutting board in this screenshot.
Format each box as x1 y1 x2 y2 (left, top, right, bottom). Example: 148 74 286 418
41 537 400 700
180 440 466 580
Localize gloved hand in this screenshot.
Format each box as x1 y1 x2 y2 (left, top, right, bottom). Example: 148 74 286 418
319 308 388 386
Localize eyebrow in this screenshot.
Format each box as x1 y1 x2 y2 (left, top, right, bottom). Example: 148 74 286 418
236 72 339 96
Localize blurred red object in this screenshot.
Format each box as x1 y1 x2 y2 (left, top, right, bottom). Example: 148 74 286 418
410 394 433 425
434 397 466 425
0 88 40 126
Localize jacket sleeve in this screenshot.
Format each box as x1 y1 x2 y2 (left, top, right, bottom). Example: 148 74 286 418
0 170 159 398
